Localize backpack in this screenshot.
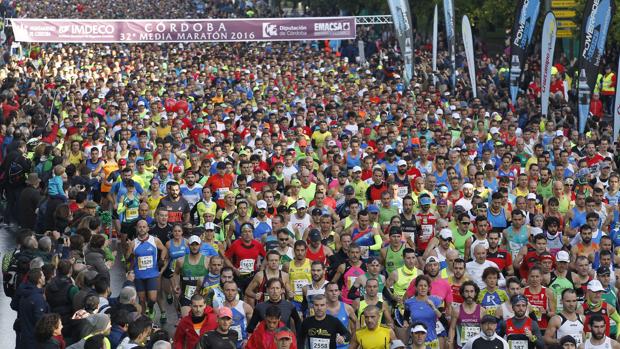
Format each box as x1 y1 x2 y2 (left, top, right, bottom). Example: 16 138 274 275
2 249 32 298
8 160 24 184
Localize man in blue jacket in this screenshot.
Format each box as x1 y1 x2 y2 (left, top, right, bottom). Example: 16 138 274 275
15 268 49 349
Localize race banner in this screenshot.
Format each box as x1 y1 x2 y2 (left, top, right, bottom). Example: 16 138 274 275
443 0 456 91
462 15 476 98
10 17 356 43
577 0 615 133
540 12 557 118
432 5 438 86
509 0 542 106
613 56 620 140
388 0 415 84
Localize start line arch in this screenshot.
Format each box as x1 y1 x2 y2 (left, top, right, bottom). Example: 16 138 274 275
5 15 393 44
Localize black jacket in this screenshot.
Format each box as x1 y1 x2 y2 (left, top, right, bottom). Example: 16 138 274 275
17 283 50 349
45 275 75 320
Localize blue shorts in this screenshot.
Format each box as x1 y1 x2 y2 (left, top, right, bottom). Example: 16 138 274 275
134 277 159 292
292 301 303 313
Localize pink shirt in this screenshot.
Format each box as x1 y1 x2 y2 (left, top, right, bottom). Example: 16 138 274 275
406 277 454 308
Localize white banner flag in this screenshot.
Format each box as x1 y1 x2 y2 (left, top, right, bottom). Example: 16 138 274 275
462 15 476 98
540 12 557 118
432 5 438 86
614 55 620 140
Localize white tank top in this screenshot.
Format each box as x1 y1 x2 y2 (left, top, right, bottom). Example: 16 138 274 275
557 314 584 347
585 337 612 349
500 302 514 321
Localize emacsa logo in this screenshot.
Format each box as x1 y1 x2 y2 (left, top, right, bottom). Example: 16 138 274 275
262 23 278 37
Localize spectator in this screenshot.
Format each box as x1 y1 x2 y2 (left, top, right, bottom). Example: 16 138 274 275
35 313 65 349
16 268 50 349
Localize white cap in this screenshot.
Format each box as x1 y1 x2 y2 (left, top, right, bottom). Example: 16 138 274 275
531 227 543 237
451 112 461 119
297 199 307 209
462 183 474 190
588 279 605 292
435 108 444 115
390 340 406 349
425 256 440 264
411 324 428 334
204 222 216 231
490 127 500 135
328 140 337 147
397 159 407 167
373 164 383 171
352 166 362 173
188 235 201 245
439 228 453 240
526 193 537 200
556 250 570 263
256 200 267 209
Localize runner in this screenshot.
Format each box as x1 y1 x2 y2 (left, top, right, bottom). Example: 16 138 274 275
545 289 585 347
578 314 620 349
223 222 266 296
448 280 484 348
355 278 393 327
301 261 328 315
462 315 509 349
172 235 210 317
286 240 312 311
349 305 395 349
222 281 253 349
125 219 168 319
297 295 351 349
245 250 290 306
503 295 545 349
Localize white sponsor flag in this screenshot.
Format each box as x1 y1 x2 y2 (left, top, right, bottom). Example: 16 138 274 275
540 12 557 118
432 5 438 86
614 55 620 140
462 15 476 98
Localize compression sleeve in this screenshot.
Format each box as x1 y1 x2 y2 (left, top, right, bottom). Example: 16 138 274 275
370 234 383 251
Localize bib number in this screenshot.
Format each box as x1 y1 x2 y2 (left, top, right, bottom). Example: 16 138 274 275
347 276 358 290
485 305 498 317
137 256 154 270
360 246 370 259
126 207 138 221
239 259 255 274
310 337 330 349
435 321 445 335
509 340 528 349
427 339 439 349
397 186 409 198
460 325 480 342
294 279 308 295
230 325 242 339
421 224 433 240
184 285 196 299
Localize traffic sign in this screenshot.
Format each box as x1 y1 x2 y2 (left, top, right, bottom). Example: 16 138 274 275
557 20 577 28
554 10 577 18
552 0 577 7
557 29 574 38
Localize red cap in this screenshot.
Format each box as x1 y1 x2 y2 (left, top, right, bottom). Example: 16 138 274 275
363 128 372 136
217 307 233 319
274 329 293 340
173 166 183 174
298 139 308 147
118 159 127 166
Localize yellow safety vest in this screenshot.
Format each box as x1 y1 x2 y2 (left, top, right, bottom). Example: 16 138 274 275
602 73 616 95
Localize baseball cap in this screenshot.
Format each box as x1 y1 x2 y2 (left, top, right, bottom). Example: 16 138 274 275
338 171 349 178
437 198 448 206
204 222 216 231
597 266 611 276
297 199 307 209
344 185 355 195
290 179 301 187
397 159 407 167
490 127 500 135
390 340 406 349
556 250 570 263
462 183 474 190
218 307 233 319
268 176 277 183
367 204 380 213
275 328 294 341
188 235 201 245
352 166 362 173
420 196 432 205
425 256 439 264
481 315 498 324
439 228 453 240
143 153 153 161
256 200 267 209
411 324 427 334
119 158 127 166
309 229 321 242
526 193 537 200
438 185 449 193
511 294 528 305
588 279 605 292
389 226 402 236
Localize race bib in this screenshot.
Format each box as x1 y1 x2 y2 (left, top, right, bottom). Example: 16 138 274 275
230 325 242 339
435 321 445 335
531 305 541 320
239 259 255 273
217 187 229 195
421 224 433 240
571 334 583 346
184 285 196 299
126 207 138 221
509 340 528 349
137 256 154 270
404 231 415 242
397 186 409 198
310 337 330 349
426 339 439 349
170 260 176 273
294 279 308 295
360 246 370 259
485 305 498 317
460 325 480 342
347 276 358 289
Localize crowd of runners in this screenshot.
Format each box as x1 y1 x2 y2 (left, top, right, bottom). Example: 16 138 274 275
2 0 620 349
